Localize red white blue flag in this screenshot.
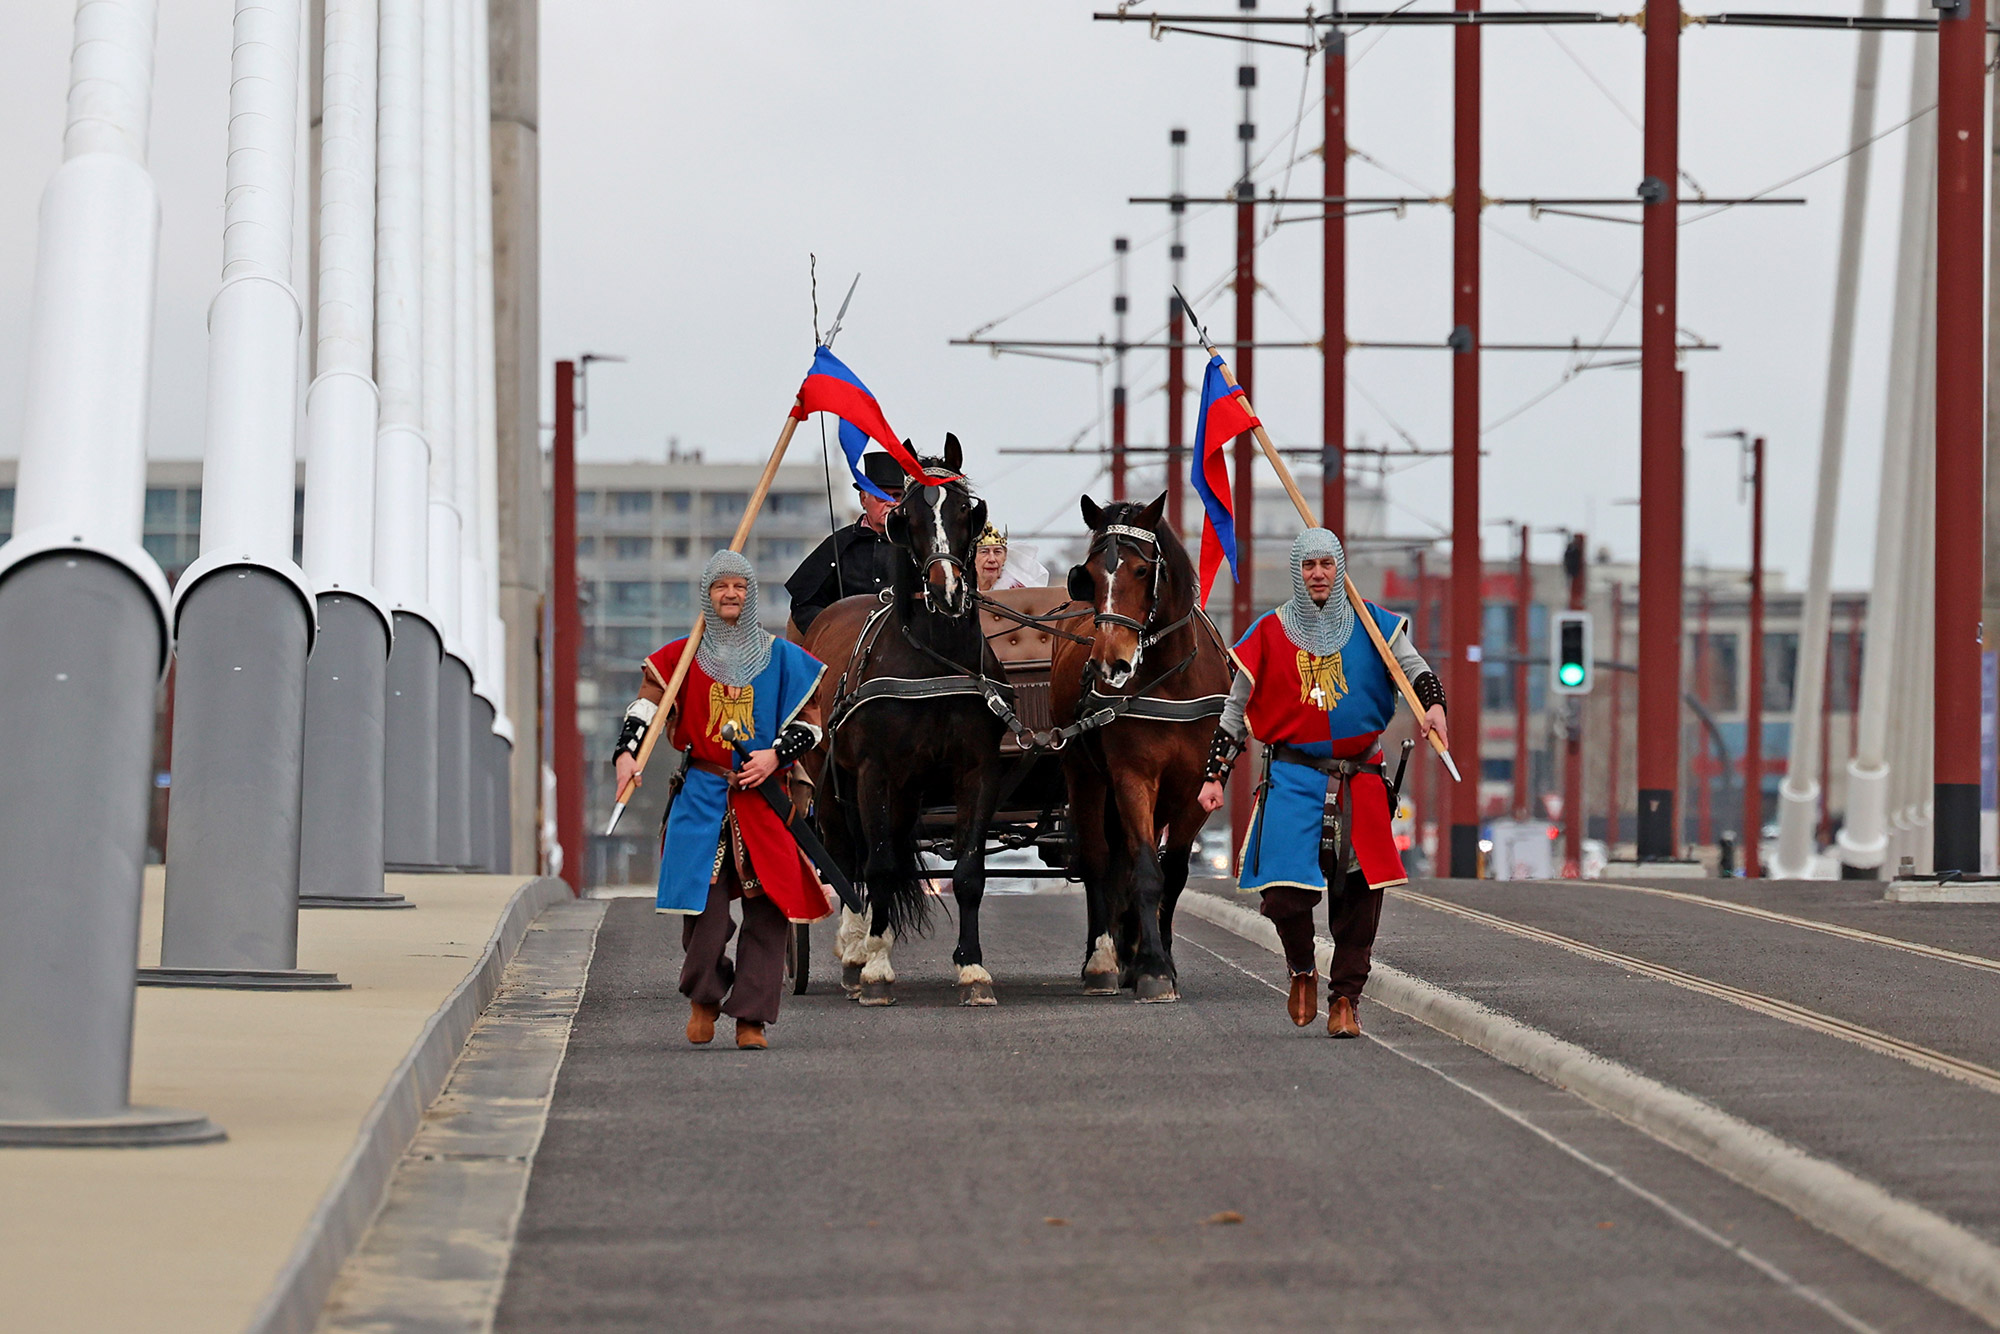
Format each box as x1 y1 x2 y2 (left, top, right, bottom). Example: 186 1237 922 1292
792 346 933 499
1190 353 1258 603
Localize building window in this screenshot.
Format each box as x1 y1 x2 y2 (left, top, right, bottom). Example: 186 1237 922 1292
758 536 806 565
142 533 183 570
661 581 691 614
609 626 659 661
611 490 652 516
608 581 655 614
767 491 815 516
1480 757 1513 783
663 491 690 513
144 487 180 526
576 490 599 515
1696 633 1740 714
670 537 690 558
705 491 747 520
1829 630 1864 711
576 535 597 557
612 536 652 561
0 485 14 541
185 488 201 526
1763 632 1800 713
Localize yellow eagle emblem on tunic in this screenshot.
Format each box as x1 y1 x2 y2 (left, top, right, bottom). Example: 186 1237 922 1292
1296 650 1347 712
706 683 755 745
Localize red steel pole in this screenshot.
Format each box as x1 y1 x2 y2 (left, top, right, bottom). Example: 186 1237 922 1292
1563 535 1586 875
1166 298 1186 538
1514 522 1531 819
1935 0 1984 874
1744 435 1765 876
1637 0 1683 861
1229 187 1258 855
1322 23 1347 537
1416 550 1435 863
551 360 584 893
1608 580 1625 849
1448 0 1483 875
1695 584 1712 847
1111 386 1128 503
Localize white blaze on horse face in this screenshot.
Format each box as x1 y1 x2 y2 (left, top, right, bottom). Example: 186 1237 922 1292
924 485 962 610
1096 549 1143 688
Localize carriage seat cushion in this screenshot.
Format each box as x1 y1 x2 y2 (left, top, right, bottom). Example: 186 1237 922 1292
981 587 1083 667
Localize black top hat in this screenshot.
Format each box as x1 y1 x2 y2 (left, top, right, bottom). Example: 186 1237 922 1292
860 450 910 492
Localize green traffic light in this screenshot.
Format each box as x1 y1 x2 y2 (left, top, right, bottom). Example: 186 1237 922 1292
1558 662 1586 687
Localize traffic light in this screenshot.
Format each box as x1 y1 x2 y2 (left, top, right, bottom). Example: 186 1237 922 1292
1550 610 1592 695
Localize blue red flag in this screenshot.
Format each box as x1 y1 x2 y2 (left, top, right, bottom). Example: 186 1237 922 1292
792 346 933 499
1190 353 1259 602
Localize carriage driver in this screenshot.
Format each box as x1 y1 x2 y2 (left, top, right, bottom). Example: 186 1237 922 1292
613 550 834 1051
783 450 908 634
1198 528 1450 1039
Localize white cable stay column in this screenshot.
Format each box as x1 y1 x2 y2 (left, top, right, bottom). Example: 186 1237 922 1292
452 0 488 870
159 0 334 987
299 0 405 906
422 0 470 868
376 0 442 869
1773 0 1881 879
1841 36 1936 879
472 0 513 871
0 0 220 1147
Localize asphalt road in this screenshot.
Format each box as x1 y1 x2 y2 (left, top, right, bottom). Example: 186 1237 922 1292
1363 876 2000 1247
494 892 1974 1333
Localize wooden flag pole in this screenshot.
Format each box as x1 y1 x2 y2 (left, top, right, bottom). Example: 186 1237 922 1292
1187 313 1463 783
605 402 806 834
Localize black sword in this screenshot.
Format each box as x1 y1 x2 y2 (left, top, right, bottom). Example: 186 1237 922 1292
719 722 862 913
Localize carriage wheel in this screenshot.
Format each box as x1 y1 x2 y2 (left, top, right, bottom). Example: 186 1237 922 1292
791 922 810 995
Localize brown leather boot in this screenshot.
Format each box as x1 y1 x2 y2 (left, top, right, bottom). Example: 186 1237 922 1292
686 1002 720 1045
1326 996 1361 1039
1287 972 1318 1027
735 1019 768 1050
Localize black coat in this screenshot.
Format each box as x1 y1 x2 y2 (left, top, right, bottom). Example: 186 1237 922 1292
784 522 900 632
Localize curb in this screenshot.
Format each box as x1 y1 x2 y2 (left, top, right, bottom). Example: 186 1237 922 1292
244 876 572 1334
1178 888 2000 1328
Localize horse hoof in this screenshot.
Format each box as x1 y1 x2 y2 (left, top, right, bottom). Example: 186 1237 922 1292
857 979 896 1006
1081 972 1120 996
842 963 863 996
958 980 998 1007
1135 976 1180 1004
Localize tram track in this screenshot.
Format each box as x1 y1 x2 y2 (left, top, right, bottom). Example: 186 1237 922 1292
1589 879 2000 977
1391 887 2000 1099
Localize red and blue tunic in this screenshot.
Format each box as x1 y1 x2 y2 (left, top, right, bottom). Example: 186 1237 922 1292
1230 601 1410 892
647 636 832 923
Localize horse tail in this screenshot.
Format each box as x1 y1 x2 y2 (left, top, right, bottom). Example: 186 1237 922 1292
867 841 935 939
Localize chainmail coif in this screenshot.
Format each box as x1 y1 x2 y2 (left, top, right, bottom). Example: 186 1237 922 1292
1275 527 1355 656
694 549 774 687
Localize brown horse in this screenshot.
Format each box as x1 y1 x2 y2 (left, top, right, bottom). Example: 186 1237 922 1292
797 437 1011 1006
1050 494 1234 1001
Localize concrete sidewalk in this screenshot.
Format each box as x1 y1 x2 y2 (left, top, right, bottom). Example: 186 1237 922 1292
0 870 564 1334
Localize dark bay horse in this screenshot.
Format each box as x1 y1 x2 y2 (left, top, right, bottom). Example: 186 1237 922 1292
1051 494 1234 1002
798 436 1010 1006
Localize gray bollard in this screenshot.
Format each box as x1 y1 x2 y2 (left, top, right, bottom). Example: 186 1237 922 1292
436 653 474 869
154 568 344 989
0 554 222 1145
299 595 407 907
468 693 496 871
383 611 442 869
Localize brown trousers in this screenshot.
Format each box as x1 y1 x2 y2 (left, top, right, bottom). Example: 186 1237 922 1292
678 857 790 1026
1259 875 1385 1003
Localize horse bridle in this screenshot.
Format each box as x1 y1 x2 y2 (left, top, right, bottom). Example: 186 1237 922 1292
907 473 972 616
1087 523 1178 648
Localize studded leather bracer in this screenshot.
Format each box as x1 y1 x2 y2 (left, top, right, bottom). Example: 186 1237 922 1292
614 697 658 762
772 721 819 765
1203 729 1246 784
1413 671 1447 713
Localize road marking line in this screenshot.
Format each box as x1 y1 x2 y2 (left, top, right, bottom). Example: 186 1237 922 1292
1175 929 1878 1334
1582 880 2000 976
1393 888 2000 1099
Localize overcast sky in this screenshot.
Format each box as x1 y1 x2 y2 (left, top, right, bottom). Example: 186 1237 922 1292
0 2 1946 588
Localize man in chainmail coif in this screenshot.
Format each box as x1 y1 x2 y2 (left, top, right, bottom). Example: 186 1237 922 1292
1198 528 1450 1038
612 550 831 1050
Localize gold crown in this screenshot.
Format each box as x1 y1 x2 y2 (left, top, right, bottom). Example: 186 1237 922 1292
976 521 1009 549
